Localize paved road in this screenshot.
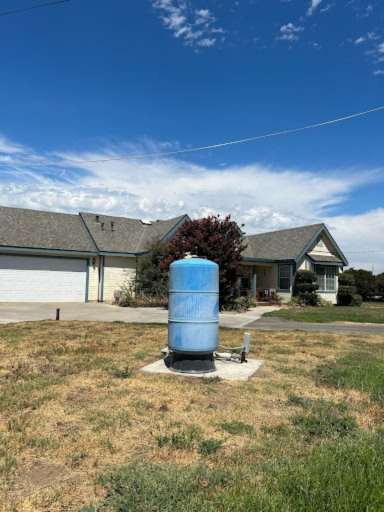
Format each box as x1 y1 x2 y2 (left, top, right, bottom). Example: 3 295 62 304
1 303 383 334
245 317 384 335
0 303 282 329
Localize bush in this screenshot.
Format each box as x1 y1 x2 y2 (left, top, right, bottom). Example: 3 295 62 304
300 292 320 306
344 268 376 301
351 294 363 307
338 272 355 286
118 284 136 308
376 273 384 300
295 270 320 306
337 285 357 306
296 270 318 286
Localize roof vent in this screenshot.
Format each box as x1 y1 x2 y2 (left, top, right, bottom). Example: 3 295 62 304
111 221 114 232
101 222 105 231
95 215 100 223
141 219 152 226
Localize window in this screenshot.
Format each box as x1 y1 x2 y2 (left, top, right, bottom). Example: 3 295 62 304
240 277 250 297
278 265 290 290
315 267 336 292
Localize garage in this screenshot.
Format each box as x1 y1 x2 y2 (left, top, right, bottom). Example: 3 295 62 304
0 255 88 303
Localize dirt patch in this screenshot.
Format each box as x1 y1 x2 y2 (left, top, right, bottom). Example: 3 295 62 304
65 387 98 406
19 461 66 488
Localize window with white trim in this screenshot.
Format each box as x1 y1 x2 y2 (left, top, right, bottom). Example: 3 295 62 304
278 265 290 290
315 267 336 292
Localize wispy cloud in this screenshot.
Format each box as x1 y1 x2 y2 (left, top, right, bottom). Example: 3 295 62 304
307 0 322 16
152 1 224 48
373 69 384 75
278 23 304 42
1 136 383 271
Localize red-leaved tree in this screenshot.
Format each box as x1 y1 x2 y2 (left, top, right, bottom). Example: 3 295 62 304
160 215 248 306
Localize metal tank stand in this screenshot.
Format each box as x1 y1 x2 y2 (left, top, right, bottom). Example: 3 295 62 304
216 333 251 363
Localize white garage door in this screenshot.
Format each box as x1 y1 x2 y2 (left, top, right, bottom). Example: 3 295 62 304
0 255 87 302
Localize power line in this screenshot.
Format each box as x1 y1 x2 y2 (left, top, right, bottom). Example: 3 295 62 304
349 250 384 254
1 105 383 168
0 0 72 17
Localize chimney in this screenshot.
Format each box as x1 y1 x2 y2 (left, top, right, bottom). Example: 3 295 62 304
101 222 105 231
111 221 114 232
95 215 100 223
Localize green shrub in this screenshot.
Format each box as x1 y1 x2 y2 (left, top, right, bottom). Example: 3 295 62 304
300 292 320 306
296 270 318 285
339 272 355 286
118 284 136 308
337 285 357 306
344 269 376 301
295 270 320 306
377 273 384 300
351 294 363 307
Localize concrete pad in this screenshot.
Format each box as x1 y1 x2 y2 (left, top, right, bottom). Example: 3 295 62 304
140 356 264 382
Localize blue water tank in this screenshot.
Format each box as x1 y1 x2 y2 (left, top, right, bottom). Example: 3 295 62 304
168 258 219 359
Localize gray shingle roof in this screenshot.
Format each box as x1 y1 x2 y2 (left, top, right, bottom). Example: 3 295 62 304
308 254 343 263
80 212 187 254
0 206 97 253
244 224 323 261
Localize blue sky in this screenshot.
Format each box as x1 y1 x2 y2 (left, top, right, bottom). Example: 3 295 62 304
0 0 383 271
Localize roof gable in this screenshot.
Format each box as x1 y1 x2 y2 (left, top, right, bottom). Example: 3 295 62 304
80 212 188 254
244 224 324 261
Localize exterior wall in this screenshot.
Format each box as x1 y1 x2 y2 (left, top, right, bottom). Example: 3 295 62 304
102 256 136 302
296 254 340 305
88 257 100 301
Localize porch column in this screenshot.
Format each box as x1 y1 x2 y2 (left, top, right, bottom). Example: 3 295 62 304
253 265 257 298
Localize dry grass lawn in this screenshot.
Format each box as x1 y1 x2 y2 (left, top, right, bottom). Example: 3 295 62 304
0 321 383 511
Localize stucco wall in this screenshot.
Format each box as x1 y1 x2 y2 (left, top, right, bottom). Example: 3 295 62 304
103 256 136 302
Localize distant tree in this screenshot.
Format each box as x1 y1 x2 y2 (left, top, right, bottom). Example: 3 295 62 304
161 215 248 307
344 268 376 301
376 273 384 300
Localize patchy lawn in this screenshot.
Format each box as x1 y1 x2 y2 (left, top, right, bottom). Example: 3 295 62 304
0 321 383 511
264 301 384 324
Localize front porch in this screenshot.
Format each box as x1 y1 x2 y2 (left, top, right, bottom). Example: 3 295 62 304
239 262 294 304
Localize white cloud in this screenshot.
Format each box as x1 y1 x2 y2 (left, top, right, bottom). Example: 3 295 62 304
325 209 384 274
1 137 383 272
152 1 223 48
320 3 333 12
278 23 304 42
373 69 384 75
196 38 216 47
355 36 365 45
378 43 384 54
307 0 322 16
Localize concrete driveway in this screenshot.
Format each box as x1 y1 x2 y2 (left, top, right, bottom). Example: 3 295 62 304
0 302 282 329
1 303 383 334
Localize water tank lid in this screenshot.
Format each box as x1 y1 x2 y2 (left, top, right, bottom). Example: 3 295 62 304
171 258 218 267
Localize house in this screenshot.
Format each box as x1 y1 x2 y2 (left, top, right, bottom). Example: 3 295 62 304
0 206 348 304
241 224 348 304
0 206 189 303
